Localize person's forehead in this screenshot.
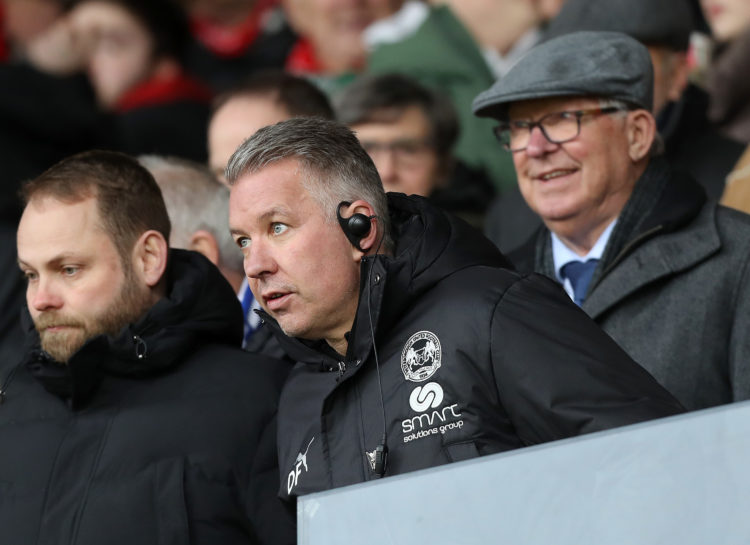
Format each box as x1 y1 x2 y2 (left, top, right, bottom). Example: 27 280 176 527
17 196 111 261
230 159 313 217
74 1 144 31
210 97 291 148
352 105 432 138
508 95 604 120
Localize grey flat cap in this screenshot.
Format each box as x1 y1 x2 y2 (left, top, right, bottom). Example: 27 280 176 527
545 0 695 51
473 31 654 120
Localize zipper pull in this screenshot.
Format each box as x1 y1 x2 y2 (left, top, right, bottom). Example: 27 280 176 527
337 360 347 377
133 335 147 360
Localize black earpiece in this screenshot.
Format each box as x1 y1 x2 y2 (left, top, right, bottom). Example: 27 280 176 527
337 201 374 252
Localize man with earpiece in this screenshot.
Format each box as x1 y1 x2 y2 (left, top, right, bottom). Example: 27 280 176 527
226 117 684 504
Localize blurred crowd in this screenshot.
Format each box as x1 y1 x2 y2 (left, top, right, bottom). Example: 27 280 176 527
2 0 750 230
3 0 750 542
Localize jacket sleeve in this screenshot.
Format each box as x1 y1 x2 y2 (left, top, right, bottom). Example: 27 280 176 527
489 273 684 445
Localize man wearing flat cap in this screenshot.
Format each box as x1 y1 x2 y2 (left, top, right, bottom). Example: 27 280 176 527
545 0 744 199
484 0 745 253
474 30 750 411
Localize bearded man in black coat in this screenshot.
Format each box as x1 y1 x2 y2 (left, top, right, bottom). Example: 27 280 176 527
1 150 295 545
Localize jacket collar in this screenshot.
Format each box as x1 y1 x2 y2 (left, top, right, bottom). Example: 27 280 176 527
260 193 512 372
23 249 243 408
583 167 714 317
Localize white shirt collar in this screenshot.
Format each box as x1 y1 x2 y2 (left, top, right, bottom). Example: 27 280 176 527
482 28 541 79
551 219 618 284
363 1 429 50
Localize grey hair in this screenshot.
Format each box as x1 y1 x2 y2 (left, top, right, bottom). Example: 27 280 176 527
138 155 243 274
225 117 393 252
598 98 664 157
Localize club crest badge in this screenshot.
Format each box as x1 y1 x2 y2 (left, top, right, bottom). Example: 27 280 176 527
401 331 442 382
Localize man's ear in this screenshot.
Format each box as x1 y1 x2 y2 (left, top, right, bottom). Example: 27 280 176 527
189 230 221 266
626 110 656 162
132 230 168 288
341 199 379 261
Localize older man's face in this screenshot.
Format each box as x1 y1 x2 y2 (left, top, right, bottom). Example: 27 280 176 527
509 96 636 231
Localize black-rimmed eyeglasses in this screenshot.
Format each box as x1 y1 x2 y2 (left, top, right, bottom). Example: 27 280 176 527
493 107 627 152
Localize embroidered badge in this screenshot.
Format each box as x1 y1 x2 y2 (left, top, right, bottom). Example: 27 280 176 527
401 330 442 382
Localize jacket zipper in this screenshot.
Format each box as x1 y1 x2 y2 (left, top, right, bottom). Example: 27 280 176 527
133 335 148 360
0 364 21 405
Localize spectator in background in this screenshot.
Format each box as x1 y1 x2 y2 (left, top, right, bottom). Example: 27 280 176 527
3 150 294 544
722 146 750 213
141 154 272 352
0 0 103 225
700 0 750 143
535 0 566 21
180 0 295 92
702 0 750 214
282 0 402 93
335 72 494 225
474 31 750 410
208 69 333 185
485 0 745 252
366 0 553 195
545 0 744 199
69 0 213 161
207 70 332 353
0 0 66 61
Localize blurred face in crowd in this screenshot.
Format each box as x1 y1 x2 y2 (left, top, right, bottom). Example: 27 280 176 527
283 0 401 72
0 0 64 49
184 0 257 25
70 1 156 108
509 96 644 244
229 159 363 352
352 105 442 197
648 46 689 115
208 94 292 185
700 0 750 42
17 196 152 363
533 0 566 21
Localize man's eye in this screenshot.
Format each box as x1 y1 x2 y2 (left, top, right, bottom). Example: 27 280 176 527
272 223 288 235
237 237 250 249
62 266 79 276
22 270 37 282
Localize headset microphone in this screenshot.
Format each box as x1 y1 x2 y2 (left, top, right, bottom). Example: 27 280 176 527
337 201 390 478
337 201 374 252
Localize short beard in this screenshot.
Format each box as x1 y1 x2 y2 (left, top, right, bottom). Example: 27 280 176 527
34 264 152 364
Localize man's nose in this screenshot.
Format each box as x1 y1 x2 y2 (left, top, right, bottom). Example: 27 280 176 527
524 126 558 157
373 149 399 187
243 239 278 280
29 276 63 312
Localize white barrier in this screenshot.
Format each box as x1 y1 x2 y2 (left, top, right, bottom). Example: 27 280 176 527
298 401 750 544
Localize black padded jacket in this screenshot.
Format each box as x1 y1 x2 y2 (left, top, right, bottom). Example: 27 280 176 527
0 250 295 545
267 194 685 500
